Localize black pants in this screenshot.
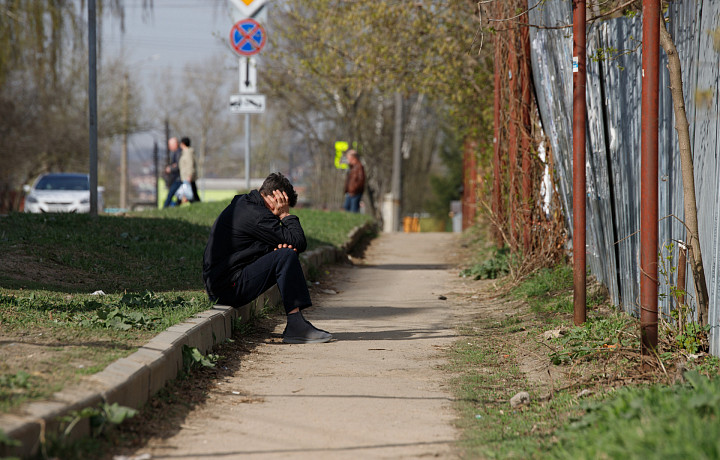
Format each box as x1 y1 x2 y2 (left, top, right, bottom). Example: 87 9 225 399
190 181 201 202
216 248 311 315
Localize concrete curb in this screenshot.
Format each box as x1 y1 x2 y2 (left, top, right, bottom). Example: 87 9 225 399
0 220 376 459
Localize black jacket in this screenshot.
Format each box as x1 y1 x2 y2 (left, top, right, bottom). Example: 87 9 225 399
167 149 181 183
202 190 307 296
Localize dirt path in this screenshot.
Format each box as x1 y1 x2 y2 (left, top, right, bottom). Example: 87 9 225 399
132 233 462 459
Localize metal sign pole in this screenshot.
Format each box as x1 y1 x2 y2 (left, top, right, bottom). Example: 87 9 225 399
88 0 98 216
228 11 267 191
239 57 252 191
245 113 251 190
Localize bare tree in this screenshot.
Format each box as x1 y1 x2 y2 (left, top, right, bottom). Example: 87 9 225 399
154 55 237 186
261 1 489 218
659 15 710 324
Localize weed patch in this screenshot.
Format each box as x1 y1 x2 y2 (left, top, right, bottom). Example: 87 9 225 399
449 314 584 458
511 264 574 314
63 301 284 459
40 403 138 460
549 314 639 365
549 371 720 459
460 247 513 280
181 345 219 376
452 250 720 459
0 370 43 413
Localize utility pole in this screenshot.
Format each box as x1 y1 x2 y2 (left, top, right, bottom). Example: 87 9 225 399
462 139 477 230
165 118 170 165
87 0 98 216
640 0 660 353
153 140 159 208
120 72 129 210
388 92 403 232
572 0 587 325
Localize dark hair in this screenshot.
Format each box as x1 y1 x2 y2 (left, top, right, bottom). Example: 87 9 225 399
181 137 191 147
259 172 298 207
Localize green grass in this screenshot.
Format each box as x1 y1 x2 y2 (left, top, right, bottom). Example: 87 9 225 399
547 313 638 365
135 201 373 253
449 320 585 459
0 201 373 413
510 265 609 317
155 181 241 207
511 264 574 314
0 202 372 292
449 262 583 459
0 212 209 293
460 247 513 280
548 371 720 459
452 255 720 459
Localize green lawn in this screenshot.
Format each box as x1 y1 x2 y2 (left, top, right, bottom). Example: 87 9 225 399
0 202 373 413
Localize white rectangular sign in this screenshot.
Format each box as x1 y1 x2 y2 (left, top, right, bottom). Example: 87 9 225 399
239 57 257 94
230 94 266 113
228 0 267 18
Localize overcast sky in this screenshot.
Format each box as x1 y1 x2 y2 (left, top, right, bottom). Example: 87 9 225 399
101 1 235 83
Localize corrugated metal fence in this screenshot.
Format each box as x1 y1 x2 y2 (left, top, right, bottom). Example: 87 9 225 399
528 0 720 355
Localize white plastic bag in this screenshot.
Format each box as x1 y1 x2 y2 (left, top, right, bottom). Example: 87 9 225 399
175 181 194 202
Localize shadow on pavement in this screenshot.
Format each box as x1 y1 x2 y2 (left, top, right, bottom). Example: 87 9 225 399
327 329 455 342
321 305 435 319
356 263 453 270
148 439 456 458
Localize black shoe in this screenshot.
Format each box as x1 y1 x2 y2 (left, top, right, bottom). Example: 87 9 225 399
283 312 333 344
302 316 331 334
282 317 331 337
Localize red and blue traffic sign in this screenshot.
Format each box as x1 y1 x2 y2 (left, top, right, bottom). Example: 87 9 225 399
230 18 266 56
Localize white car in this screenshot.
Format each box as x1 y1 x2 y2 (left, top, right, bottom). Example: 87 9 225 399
23 173 104 213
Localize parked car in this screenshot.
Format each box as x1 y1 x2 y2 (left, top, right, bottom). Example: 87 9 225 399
23 173 104 214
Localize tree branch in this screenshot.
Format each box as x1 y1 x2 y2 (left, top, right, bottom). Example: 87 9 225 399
659 16 710 325
488 0 638 30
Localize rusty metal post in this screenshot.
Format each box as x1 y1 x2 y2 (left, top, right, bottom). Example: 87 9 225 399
572 0 587 325
640 0 660 353
677 243 687 307
508 27 519 248
493 30 504 247
520 15 533 253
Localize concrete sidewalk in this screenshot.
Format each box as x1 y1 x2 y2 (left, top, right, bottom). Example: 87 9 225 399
124 232 461 459
0 223 374 459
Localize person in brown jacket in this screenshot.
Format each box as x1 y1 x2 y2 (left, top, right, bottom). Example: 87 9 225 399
342 149 365 212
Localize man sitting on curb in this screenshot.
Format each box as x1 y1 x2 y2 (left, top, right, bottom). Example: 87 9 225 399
202 172 332 344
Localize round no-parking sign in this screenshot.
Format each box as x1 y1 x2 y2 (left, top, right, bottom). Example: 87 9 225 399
230 18 266 56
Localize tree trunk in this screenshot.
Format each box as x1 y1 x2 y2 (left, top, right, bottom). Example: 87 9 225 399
659 19 710 325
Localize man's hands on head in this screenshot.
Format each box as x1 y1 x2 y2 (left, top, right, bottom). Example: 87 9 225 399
274 243 297 252
263 189 290 220
263 190 295 250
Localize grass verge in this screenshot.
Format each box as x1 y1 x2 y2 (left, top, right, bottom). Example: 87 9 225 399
0 202 372 414
450 257 720 459
36 301 284 460
449 320 584 458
